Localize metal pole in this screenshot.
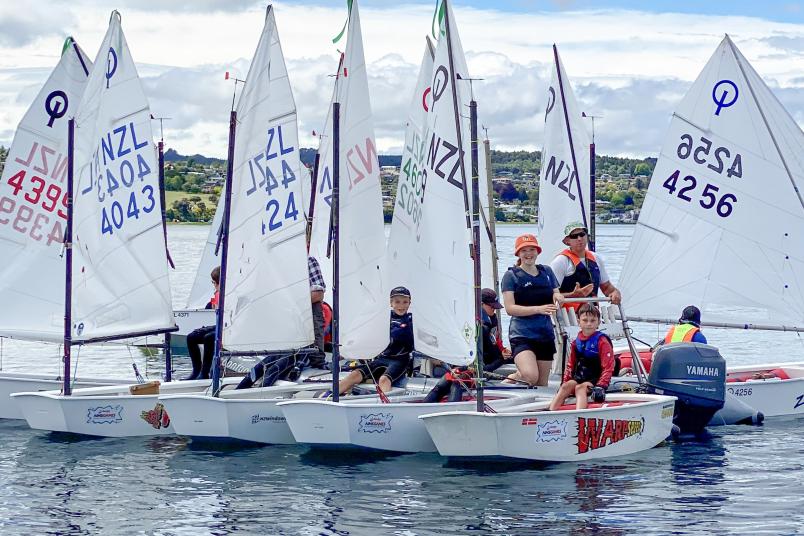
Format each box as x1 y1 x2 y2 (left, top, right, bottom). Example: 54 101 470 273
470 100 484 411
164 333 172 383
63 118 75 396
483 137 499 292
331 102 341 403
589 142 596 251
212 110 237 396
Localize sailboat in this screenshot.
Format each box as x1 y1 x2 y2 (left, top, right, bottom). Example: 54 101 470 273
159 5 343 444
418 43 677 462
11 12 202 436
278 0 536 453
166 197 221 351
0 37 131 420
617 35 804 423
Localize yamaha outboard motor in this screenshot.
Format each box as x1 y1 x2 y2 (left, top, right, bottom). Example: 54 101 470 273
645 343 726 436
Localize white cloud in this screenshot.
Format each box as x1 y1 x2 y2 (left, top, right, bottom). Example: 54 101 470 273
0 2 801 158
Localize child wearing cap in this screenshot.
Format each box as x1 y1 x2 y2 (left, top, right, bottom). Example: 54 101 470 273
329 286 415 396
423 288 511 402
501 234 563 386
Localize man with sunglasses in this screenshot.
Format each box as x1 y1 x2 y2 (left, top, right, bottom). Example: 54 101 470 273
549 222 622 308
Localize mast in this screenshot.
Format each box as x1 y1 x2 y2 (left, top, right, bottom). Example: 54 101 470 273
553 45 589 231
211 110 237 396
470 100 484 411
62 118 75 397
589 141 596 251
330 102 341 402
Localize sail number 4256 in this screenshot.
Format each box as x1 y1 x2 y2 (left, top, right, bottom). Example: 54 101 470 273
663 170 737 218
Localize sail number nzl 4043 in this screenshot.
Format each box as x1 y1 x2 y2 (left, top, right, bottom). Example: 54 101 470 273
81 121 156 236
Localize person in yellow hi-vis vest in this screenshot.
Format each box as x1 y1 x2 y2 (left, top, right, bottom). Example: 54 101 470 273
662 306 708 345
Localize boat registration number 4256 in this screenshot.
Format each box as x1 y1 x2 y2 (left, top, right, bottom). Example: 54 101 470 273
727 387 752 397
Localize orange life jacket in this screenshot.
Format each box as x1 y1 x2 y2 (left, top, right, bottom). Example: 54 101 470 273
560 249 599 311
664 324 700 344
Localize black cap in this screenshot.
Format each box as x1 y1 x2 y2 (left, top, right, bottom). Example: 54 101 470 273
679 305 701 327
390 286 411 298
481 288 503 309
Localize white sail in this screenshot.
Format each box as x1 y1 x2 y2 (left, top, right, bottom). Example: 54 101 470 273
619 35 804 328
410 0 476 365
71 13 174 342
387 38 435 292
221 6 314 352
0 38 92 343
537 45 592 261
185 195 223 309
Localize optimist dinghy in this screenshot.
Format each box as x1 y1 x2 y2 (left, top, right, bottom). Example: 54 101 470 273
617 35 804 424
0 37 136 419
13 13 184 436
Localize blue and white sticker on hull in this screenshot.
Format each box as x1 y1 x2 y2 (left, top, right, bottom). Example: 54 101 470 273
358 413 393 433
87 405 124 424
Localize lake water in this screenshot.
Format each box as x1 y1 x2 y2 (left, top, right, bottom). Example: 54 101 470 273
1 224 803 535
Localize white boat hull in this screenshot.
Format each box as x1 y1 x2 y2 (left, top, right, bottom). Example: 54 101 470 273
279 389 546 453
169 308 216 350
420 394 677 462
159 383 330 444
0 372 126 420
10 379 237 437
718 363 804 420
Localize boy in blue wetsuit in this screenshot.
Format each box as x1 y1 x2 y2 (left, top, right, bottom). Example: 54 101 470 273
423 289 511 403
329 286 414 396
549 303 615 410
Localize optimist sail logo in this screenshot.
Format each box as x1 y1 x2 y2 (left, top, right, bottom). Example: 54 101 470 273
358 413 393 433
577 416 644 454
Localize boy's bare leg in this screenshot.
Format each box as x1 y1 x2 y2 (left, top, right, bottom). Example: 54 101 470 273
549 380 577 411
575 382 592 410
337 370 364 395
378 375 393 393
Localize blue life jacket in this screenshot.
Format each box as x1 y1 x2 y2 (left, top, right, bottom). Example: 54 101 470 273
573 331 611 384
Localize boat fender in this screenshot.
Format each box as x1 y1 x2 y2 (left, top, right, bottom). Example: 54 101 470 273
591 386 606 403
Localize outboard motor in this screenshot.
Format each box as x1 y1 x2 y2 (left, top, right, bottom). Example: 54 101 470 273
645 343 726 436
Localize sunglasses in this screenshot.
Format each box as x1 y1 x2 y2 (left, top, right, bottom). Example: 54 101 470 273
568 231 587 239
